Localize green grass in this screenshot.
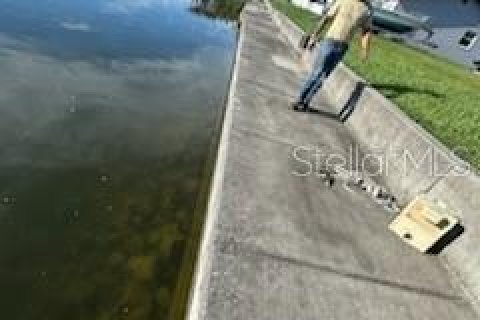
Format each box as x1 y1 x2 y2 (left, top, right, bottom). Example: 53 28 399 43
270 0 480 169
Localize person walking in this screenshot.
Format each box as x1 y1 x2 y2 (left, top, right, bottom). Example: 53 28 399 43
292 0 374 111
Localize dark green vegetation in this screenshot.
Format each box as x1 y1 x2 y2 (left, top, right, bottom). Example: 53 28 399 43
271 0 480 169
191 0 245 20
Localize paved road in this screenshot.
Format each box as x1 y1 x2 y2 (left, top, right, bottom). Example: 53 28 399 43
189 1 479 319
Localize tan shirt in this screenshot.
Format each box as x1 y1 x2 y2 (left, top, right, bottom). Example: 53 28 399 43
325 0 373 43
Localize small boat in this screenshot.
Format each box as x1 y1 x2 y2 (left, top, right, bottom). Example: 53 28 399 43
372 6 434 38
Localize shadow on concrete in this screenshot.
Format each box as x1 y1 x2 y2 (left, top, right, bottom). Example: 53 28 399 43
337 82 367 122
306 82 366 122
306 108 340 121
427 223 465 255
310 81 444 123
372 83 445 100
338 81 367 123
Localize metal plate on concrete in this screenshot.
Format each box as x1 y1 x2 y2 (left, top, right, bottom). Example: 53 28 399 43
389 196 460 253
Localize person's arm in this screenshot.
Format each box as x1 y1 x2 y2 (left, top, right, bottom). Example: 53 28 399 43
310 1 339 43
359 4 374 61
310 15 331 43
360 29 372 61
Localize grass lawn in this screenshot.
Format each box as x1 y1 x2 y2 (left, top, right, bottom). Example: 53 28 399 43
270 0 480 170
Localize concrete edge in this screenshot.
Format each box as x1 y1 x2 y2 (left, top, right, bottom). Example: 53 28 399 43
321 65 458 203
427 174 480 315
330 66 466 159
185 12 245 320
266 0 480 313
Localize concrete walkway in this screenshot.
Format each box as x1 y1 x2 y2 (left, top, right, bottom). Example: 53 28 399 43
188 1 479 319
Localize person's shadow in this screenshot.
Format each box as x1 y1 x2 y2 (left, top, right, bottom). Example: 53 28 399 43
307 81 367 122
372 83 445 100
309 81 444 123
338 81 367 122
337 82 445 122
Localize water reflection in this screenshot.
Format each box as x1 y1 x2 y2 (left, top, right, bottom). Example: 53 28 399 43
0 0 240 319
0 0 234 61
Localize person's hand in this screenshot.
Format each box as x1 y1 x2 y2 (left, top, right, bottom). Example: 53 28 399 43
360 31 372 63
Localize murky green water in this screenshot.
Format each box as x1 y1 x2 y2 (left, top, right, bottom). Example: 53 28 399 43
0 0 241 319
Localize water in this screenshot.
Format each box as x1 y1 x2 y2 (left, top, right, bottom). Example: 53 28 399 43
0 0 241 319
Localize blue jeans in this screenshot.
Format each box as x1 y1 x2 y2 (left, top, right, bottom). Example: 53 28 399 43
298 39 348 105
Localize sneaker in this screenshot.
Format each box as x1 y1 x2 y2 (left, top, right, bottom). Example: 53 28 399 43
291 101 308 112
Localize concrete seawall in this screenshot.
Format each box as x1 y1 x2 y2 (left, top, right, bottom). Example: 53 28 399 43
186 8 245 319
187 1 480 318
267 3 480 312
